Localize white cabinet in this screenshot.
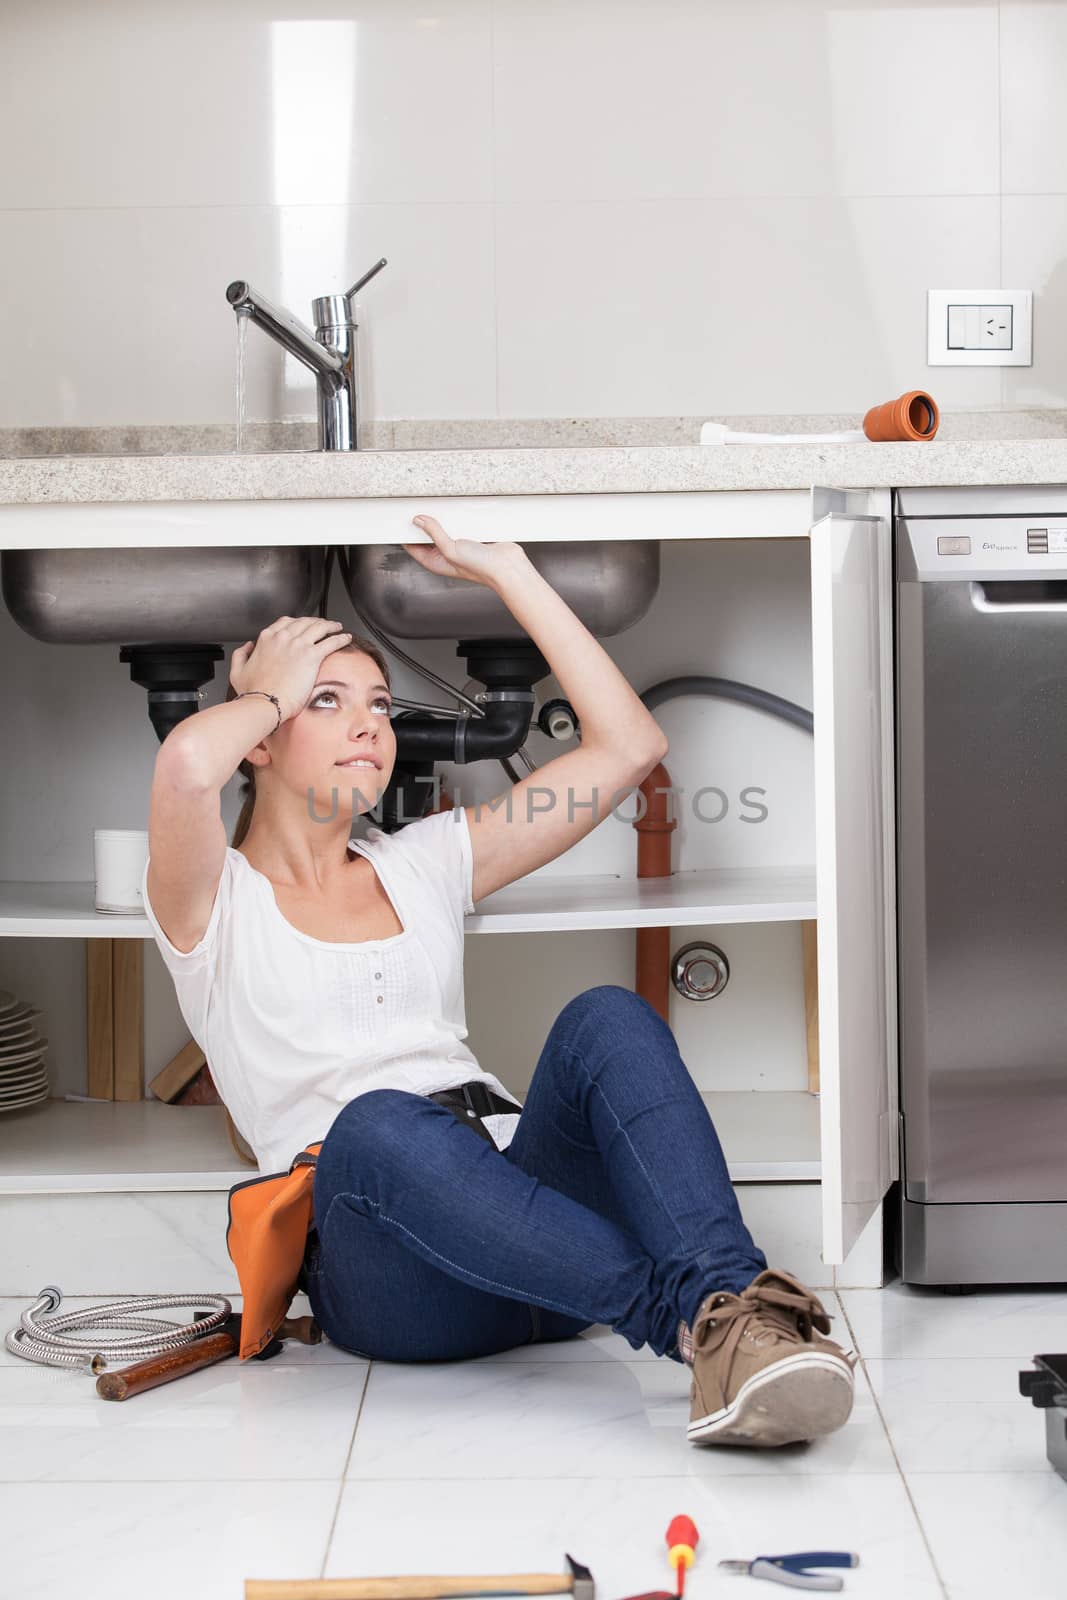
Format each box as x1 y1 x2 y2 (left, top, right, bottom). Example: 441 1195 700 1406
0 485 897 1291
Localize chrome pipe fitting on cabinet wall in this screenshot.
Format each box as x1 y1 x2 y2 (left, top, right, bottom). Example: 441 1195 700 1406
671 942 730 1001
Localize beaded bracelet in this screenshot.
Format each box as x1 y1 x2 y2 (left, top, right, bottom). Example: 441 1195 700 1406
235 689 282 734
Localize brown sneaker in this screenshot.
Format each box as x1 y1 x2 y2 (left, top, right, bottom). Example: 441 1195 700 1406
686 1267 857 1447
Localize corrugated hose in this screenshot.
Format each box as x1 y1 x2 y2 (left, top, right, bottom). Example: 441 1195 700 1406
5 1286 233 1373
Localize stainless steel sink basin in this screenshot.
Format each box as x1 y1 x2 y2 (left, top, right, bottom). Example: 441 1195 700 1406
0 538 658 648
1 546 327 644
342 540 659 638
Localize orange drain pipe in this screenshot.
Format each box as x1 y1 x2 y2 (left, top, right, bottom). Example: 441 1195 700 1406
863 388 939 440
633 760 678 1022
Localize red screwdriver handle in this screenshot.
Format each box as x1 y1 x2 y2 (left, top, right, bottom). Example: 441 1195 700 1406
666 1517 699 1551
665 1516 699 1599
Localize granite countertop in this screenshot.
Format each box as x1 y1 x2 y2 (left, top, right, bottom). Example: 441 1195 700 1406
3 416 1067 503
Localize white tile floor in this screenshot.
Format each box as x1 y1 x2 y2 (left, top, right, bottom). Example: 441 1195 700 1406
3 1280 1066 1600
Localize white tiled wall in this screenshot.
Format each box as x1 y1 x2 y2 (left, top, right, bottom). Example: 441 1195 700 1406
1 0 1063 427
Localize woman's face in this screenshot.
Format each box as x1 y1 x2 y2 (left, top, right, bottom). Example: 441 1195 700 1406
276 647 396 819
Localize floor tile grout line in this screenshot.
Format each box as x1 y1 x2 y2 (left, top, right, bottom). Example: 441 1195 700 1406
320 1359 374 1580
4 1471 994 1487
328 1471 910 1483
13 1477 355 1487
835 1295 951 1600
1 1470 933 1483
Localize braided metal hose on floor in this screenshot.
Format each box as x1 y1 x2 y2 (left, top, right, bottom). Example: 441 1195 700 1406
5 1286 233 1373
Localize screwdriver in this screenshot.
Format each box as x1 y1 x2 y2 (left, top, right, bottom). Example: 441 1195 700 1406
665 1516 700 1598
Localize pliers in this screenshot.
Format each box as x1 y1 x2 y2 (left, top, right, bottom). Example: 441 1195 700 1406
718 1551 860 1591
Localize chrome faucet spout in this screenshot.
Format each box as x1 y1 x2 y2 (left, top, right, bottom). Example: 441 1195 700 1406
225 258 386 451
226 282 343 382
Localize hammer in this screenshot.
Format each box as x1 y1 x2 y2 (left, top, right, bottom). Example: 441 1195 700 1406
244 1553 595 1600
95 1310 320 1400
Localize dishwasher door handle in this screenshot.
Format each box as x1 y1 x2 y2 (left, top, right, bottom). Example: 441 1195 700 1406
971 579 1067 612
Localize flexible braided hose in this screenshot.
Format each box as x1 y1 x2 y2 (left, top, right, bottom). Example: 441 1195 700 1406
5 1286 233 1373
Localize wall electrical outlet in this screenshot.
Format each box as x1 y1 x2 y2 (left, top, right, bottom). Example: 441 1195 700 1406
928 288 1032 366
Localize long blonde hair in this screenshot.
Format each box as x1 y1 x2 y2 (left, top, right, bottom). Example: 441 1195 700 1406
220 635 392 1165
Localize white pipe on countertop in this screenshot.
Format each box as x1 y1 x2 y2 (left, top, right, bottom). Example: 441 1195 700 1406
700 422 866 446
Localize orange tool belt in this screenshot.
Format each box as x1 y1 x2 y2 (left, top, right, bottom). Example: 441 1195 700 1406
223 1084 518 1361
225 1143 323 1361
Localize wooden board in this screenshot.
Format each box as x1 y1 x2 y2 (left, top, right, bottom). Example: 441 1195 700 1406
112 939 144 1101
149 1038 206 1103
85 937 144 1100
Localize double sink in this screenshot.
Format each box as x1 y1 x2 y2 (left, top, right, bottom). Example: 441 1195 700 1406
0 539 659 644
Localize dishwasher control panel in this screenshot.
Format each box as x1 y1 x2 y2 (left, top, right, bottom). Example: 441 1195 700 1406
899 515 1067 581
929 530 1067 555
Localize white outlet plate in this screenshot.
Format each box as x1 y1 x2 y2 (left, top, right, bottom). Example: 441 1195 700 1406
928 288 1032 366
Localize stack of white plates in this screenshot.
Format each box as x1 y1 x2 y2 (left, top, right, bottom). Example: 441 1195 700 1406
0 988 48 1112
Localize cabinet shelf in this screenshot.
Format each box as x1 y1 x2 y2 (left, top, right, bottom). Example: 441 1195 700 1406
0 1091 820 1194
0 864 816 939
467 864 815 930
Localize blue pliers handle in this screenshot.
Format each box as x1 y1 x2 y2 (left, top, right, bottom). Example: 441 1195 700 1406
718 1552 860 1591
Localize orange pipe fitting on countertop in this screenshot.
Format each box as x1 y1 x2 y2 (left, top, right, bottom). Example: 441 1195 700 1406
633 761 677 1022
863 389 940 441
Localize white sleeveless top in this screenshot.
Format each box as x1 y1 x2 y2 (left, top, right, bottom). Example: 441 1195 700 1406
141 806 522 1173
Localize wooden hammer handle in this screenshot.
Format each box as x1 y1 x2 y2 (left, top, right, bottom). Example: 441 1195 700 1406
96 1331 237 1398
245 1576 574 1600
97 1315 321 1400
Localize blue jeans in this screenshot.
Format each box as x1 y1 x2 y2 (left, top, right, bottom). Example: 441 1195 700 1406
304 984 768 1363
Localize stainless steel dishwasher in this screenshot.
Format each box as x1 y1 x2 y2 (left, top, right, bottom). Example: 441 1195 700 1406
896 485 1067 1284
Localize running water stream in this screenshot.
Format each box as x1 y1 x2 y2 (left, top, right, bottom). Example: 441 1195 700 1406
234 311 248 450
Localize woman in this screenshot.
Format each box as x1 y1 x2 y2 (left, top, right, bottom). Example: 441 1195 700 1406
142 513 856 1449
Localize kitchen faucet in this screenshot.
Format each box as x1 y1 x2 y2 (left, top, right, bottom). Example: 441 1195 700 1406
225 258 387 451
